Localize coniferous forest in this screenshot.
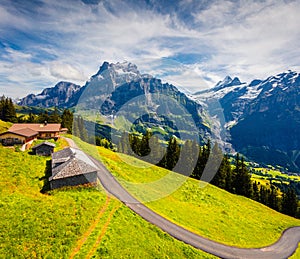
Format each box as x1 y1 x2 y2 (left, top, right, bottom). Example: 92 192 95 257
118 130 299 218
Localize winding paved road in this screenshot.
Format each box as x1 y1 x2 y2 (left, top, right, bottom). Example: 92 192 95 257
63 137 300 259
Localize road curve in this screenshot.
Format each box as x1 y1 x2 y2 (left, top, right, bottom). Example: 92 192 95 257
63 138 300 259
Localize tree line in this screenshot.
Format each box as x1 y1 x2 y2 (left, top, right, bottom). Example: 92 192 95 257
0 95 74 133
118 130 299 218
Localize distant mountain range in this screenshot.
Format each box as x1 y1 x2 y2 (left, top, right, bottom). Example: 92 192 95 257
194 70 300 172
18 63 300 172
19 81 81 108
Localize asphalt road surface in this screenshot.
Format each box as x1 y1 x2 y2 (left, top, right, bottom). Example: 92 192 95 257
64 138 300 259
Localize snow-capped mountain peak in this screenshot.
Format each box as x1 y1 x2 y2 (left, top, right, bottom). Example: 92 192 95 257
214 76 242 91
95 61 140 78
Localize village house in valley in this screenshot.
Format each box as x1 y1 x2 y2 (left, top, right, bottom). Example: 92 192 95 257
49 147 99 189
0 122 62 146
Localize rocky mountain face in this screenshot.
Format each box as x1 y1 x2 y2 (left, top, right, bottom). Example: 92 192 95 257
19 61 210 142
194 70 300 172
18 81 81 108
75 61 210 140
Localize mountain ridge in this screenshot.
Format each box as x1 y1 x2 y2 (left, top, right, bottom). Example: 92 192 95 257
194 69 300 172
17 63 300 172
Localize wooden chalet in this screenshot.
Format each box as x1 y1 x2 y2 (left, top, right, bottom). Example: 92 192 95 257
0 128 38 146
0 122 61 146
49 147 99 189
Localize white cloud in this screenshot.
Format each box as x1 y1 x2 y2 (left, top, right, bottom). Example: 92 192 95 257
0 0 300 98
49 62 86 82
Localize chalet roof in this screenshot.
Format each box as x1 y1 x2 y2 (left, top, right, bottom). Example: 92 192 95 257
52 147 74 161
0 128 38 138
50 147 99 181
50 157 98 180
9 123 61 133
32 141 56 149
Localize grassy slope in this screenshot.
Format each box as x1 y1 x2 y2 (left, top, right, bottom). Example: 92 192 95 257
72 136 300 252
0 119 12 133
0 140 214 258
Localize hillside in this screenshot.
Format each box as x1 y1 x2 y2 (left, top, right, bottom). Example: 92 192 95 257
1 130 300 257
73 137 300 249
0 142 214 258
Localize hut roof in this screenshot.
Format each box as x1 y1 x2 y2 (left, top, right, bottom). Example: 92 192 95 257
0 128 38 138
32 141 56 149
50 147 99 181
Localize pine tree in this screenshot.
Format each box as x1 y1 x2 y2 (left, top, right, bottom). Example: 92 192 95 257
38 111 50 123
191 139 211 180
224 155 233 192
61 109 73 133
252 181 260 201
129 134 140 156
268 185 280 211
281 188 298 217
191 146 203 180
233 155 252 197
148 135 164 165
259 186 268 205
212 154 228 189
78 116 88 141
49 107 62 123
161 136 180 171
140 129 152 157
27 112 36 123
118 132 131 154
0 96 17 122
72 116 80 137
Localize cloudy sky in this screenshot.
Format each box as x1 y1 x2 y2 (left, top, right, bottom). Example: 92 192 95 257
1 0 300 98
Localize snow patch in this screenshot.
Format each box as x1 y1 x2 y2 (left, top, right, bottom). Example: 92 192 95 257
35 95 47 100
239 85 263 100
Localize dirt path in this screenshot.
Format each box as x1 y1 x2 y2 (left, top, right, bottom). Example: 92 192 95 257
69 196 111 259
85 204 121 259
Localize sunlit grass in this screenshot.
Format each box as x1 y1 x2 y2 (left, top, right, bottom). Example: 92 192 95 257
0 142 214 258
0 119 12 133
71 135 300 249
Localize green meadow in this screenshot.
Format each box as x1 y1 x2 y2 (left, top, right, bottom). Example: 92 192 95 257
0 137 214 258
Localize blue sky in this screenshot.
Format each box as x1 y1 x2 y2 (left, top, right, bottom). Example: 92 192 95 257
1 0 300 98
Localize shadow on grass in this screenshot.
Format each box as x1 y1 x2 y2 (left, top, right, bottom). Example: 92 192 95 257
40 160 52 194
